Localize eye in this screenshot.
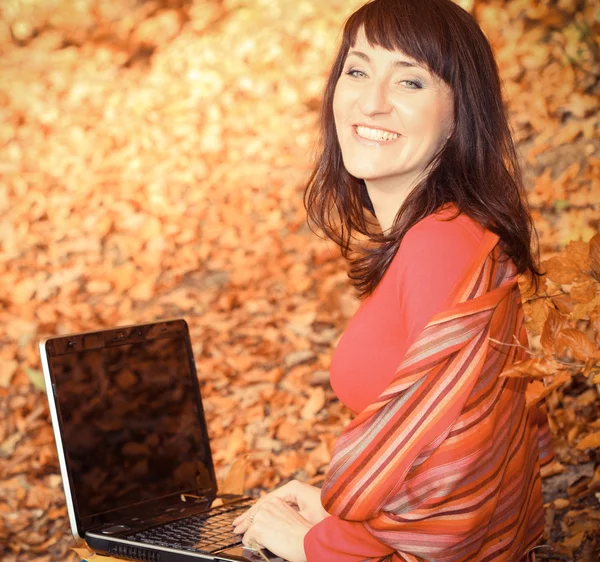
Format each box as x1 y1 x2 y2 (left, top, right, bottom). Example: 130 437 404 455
400 79 423 89
344 68 367 78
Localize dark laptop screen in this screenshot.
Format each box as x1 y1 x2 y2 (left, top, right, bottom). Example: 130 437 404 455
45 320 216 531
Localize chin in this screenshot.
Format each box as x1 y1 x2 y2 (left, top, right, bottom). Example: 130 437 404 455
344 167 383 181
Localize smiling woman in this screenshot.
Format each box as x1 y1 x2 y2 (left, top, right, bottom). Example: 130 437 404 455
232 1 554 561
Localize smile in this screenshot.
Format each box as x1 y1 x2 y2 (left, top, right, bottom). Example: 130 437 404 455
354 125 401 142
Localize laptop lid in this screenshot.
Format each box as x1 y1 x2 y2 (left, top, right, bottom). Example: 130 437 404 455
40 318 218 541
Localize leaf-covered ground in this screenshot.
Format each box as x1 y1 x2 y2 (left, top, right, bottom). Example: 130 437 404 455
0 0 598 560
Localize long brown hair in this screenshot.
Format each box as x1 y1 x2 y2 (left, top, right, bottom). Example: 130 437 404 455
304 0 543 298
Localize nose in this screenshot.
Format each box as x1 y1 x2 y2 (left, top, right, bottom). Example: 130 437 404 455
357 79 393 116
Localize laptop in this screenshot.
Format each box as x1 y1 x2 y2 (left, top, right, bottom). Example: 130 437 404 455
39 318 285 562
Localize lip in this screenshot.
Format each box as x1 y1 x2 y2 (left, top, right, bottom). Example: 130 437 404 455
352 124 402 146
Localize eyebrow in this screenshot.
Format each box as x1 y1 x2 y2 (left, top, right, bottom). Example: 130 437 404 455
346 50 423 70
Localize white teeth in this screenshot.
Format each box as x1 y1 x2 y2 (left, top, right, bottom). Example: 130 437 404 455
355 125 400 141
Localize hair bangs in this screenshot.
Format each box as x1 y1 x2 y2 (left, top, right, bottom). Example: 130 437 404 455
341 0 455 86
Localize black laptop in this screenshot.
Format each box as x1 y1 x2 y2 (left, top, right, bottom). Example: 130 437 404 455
39 318 285 562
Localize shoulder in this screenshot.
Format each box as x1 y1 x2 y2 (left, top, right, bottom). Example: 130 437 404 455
401 204 486 258
392 204 488 291
393 205 489 333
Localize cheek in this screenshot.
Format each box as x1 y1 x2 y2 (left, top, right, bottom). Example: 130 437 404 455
436 91 455 138
421 100 454 144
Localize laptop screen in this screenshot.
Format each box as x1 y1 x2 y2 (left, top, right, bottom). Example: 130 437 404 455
43 320 217 535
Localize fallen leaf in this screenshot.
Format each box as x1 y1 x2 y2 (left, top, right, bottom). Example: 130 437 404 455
25 368 45 392
221 454 248 495
576 432 600 450
0 359 18 387
301 387 326 420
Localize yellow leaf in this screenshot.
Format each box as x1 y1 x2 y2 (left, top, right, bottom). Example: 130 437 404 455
540 307 569 353
543 255 581 284
556 328 595 361
0 359 18 388
541 461 567 478
576 431 600 450
561 530 585 550
301 387 326 420
553 294 574 315
526 371 571 409
553 498 570 510
500 356 560 379
564 239 591 271
572 293 600 321
221 454 248 495
523 298 550 335
590 231 600 282
570 278 599 304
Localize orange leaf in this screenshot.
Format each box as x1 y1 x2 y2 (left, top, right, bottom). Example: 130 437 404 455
301 387 326 420
540 307 569 353
552 294 574 315
556 328 595 362
591 312 600 347
570 279 599 304
576 432 600 450
221 454 248 495
523 298 550 335
543 255 581 285
565 239 591 271
572 293 600 321
526 371 571 409
500 356 561 379
590 231 600 282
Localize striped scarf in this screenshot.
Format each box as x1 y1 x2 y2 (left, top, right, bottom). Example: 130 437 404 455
321 231 553 562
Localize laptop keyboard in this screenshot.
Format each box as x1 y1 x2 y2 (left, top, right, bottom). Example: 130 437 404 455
127 501 253 554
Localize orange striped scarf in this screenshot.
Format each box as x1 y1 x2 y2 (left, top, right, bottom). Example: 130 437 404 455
321 231 554 562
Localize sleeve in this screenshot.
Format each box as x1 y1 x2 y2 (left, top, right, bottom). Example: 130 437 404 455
304 516 393 562
304 217 483 562
396 217 484 350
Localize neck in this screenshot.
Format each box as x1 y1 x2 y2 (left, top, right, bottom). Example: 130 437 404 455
365 172 422 234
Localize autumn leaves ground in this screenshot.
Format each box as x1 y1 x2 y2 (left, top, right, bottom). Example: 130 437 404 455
0 0 599 560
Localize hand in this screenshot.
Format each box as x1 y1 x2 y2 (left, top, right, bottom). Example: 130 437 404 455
232 480 329 533
235 496 312 562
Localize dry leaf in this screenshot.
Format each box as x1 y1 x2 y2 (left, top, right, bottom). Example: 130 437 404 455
590 232 600 282
556 329 595 362
576 432 600 451
301 387 326 420
540 307 569 353
221 454 248 495
544 256 581 285
0 359 18 388
1 0 600 559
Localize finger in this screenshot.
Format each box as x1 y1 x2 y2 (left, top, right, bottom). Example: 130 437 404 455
232 518 251 535
233 482 298 526
232 503 260 526
232 505 259 527
241 530 261 550
233 507 261 535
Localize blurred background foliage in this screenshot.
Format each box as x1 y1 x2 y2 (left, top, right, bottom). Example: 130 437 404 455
0 0 599 560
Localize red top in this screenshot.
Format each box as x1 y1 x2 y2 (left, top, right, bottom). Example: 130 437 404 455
304 204 486 560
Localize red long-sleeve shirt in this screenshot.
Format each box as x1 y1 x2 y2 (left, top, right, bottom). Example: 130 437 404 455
305 204 486 560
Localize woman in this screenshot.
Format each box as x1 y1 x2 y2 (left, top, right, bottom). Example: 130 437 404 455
232 0 554 560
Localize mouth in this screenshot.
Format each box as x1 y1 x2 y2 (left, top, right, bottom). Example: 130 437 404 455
353 125 401 143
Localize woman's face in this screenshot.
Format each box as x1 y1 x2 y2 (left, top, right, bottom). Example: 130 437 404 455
333 29 454 190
